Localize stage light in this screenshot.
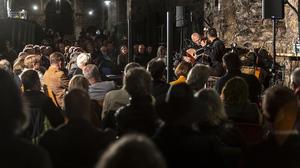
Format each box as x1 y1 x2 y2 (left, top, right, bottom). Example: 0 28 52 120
88 10 94 16
104 0 111 6
32 5 38 11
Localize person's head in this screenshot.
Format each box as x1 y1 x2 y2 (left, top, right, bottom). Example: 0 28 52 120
100 46 108 56
138 44 146 54
291 67 300 90
85 42 95 53
96 134 166 168
147 46 153 54
106 41 114 53
0 69 27 135
76 53 91 69
23 47 35 54
83 64 101 84
120 45 128 55
64 89 91 121
133 44 139 54
24 54 41 70
174 61 192 78
0 59 12 72
124 62 141 75
49 52 65 69
124 67 152 98
156 46 166 58
68 75 89 92
221 77 249 105
147 59 166 81
207 28 218 42
21 70 41 91
195 89 227 126
186 64 210 92
263 85 298 131
58 42 65 53
191 32 201 46
162 83 194 125
222 52 241 71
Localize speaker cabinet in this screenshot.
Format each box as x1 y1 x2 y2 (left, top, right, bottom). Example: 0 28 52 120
176 6 185 27
262 0 285 19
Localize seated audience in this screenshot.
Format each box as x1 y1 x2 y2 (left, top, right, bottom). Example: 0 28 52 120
0 69 52 168
115 67 159 136
21 70 65 143
170 61 192 85
186 64 210 92
0 59 21 88
154 83 224 168
221 77 261 124
102 63 140 129
195 89 244 147
96 134 166 168
68 75 101 127
215 52 261 103
243 86 300 168
39 89 115 168
147 59 170 107
68 53 90 78
83 64 116 106
43 52 69 108
117 45 128 72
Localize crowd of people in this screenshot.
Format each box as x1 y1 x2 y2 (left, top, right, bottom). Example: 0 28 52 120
1 27 300 168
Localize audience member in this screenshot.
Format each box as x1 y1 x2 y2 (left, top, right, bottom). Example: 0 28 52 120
43 52 69 108
154 83 224 168
21 70 64 143
221 77 261 124
195 89 243 147
243 86 300 168
291 67 300 98
0 69 52 168
117 45 128 71
83 64 116 106
115 67 159 136
170 61 192 85
147 59 170 107
68 53 90 78
186 64 210 92
102 63 140 122
215 52 261 103
39 89 115 168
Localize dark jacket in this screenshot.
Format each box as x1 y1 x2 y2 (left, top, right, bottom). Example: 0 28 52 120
207 38 226 76
153 124 224 168
151 80 170 107
115 96 159 136
39 119 115 168
0 136 52 168
215 70 261 103
225 102 260 124
22 91 64 141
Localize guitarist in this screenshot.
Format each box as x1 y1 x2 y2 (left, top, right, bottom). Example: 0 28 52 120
206 28 226 77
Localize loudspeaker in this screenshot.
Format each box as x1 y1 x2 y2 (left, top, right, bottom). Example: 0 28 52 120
176 6 185 27
262 0 284 19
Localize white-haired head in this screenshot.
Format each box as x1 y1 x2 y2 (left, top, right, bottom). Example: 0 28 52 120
76 53 91 69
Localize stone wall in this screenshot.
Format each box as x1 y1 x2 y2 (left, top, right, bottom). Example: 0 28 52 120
205 0 299 54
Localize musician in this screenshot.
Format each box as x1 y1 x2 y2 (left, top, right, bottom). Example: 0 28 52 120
188 33 210 65
206 28 226 76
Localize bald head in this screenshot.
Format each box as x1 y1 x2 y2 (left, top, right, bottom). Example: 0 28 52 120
191 33 201 46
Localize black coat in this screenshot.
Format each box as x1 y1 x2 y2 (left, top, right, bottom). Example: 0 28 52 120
22 91 64 140
115 96 159 137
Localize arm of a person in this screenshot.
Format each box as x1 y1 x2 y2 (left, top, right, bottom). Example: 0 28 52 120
58 71 69 89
